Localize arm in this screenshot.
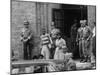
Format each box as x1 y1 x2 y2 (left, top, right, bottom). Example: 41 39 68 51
87 27 93 41
76 29 79 43
27 30 33 40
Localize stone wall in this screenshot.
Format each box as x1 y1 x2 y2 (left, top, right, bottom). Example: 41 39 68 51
11 0 61 59
87 5 96 29
11 0 37 59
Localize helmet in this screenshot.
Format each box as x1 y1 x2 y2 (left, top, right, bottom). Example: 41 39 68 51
24 21 29 25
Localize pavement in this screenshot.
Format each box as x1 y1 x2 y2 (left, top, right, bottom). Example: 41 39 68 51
74 60 96 70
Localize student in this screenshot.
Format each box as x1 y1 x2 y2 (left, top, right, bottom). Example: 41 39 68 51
54 31 68 60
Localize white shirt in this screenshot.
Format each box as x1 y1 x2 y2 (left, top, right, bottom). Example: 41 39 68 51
92 27 96 37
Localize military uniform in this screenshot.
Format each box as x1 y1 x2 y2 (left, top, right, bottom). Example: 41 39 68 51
77 20 92 62
82 26 92 62
77 27 84 60
21 21 33 60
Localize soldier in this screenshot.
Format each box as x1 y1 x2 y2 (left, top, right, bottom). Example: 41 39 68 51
70 19 78 58
91 22 96 67
76 20 84 62
82 20 92 62
76 20 92 62
92 22 96 58
20 21 33 60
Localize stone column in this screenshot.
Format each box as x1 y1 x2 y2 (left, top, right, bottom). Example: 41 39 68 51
87 6 96 28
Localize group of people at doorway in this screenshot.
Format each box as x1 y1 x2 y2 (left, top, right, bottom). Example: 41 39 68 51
20 19 96 64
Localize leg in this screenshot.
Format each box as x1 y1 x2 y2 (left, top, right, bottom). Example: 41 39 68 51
82 40 87 62
23 42 28 60
50 48 55 59
54 48 59 59
87 40 92 62
28 43 33 60
79 41 83 62
45 46 50 59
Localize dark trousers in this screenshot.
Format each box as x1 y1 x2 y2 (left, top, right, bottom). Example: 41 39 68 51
79 40 83 58
50 48 55 59
23 41 32 60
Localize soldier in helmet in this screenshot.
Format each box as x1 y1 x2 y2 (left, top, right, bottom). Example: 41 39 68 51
20 21 33 60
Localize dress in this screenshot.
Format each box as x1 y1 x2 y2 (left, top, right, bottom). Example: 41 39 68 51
54 38 67 60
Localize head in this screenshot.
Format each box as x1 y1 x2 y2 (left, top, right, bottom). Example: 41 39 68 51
56 33 61 39
24 21 29 28
51 22 55 30
80 20 84 27
42 28 46 35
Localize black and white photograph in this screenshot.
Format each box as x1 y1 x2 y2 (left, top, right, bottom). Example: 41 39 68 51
11 0 96 74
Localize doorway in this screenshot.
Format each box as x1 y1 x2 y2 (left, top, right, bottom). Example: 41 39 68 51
52 5 87 38
52 5 87 58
